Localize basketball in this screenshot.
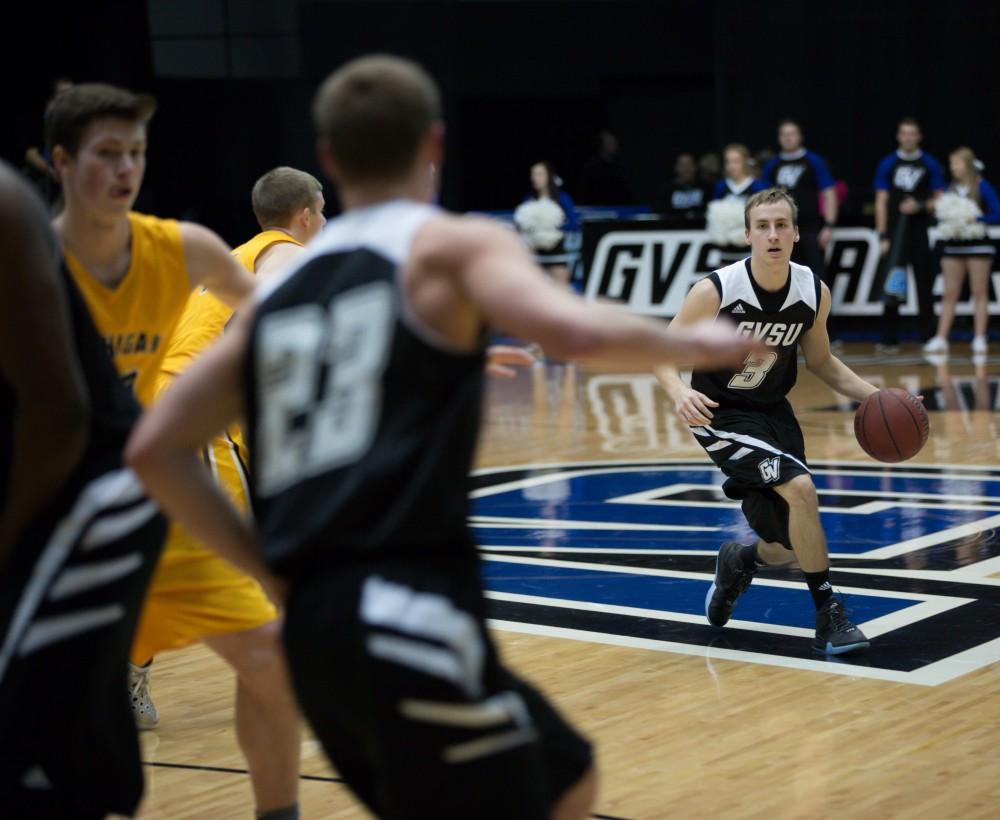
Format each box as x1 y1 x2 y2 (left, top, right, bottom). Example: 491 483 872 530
854 388 930 462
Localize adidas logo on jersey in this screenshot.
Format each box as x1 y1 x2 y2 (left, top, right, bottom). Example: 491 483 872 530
731 303 746 314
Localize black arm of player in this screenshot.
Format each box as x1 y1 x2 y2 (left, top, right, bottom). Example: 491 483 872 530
0 165 90 567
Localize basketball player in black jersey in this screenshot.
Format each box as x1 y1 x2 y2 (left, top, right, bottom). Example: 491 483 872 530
0 160 165 817
657 188 882 655
127 56 761 819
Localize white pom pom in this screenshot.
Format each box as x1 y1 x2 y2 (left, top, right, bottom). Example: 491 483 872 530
514 199 566 250
935 192 985 240
706 197 747 247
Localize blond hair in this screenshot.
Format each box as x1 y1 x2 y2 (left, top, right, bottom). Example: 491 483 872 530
744 187 798 229
949 147 982 204
251 167 323 228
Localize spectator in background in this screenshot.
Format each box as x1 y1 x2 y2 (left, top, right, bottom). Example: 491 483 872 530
660 152 710 220
764 120 838 284
714 144 767 202
514 160 578 285
698 151 722 190
579 130 631 204
874 117 946 351
923 147 1000 357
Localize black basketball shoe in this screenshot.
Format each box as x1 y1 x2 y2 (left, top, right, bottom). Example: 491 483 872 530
813 597 870 655
705 541 756 627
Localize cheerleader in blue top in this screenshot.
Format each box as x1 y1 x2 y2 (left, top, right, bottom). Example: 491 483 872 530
713 144 767 202
923 147 1000 356
514 161 579 286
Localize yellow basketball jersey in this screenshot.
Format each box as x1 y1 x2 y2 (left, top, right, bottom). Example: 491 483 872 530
160 230 301 376
64 212 190 407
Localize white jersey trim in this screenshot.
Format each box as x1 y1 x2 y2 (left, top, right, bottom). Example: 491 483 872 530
253 199 477 357
255 199 439 304
779 261 819 313
713 258 817 316
715 259 762 312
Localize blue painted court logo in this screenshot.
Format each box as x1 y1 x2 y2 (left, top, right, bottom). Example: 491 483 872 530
471 460 1000 685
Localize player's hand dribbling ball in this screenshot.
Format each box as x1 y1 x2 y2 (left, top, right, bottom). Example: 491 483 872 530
854 388 929 462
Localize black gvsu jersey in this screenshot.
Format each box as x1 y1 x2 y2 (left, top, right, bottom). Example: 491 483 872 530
692 259 821 409
245 201 485 577
0 265 140 519
1 268 160 818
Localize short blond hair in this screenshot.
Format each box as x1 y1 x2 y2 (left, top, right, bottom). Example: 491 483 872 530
744 187 798 230
313 54 441 183
251 167 322 228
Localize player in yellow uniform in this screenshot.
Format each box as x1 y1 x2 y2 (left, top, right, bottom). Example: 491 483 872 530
129 168 325 820
43 83 299 812
48 85 255 404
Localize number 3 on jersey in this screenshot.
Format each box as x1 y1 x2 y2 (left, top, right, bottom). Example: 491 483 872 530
728 351 778 390
256 282 394 496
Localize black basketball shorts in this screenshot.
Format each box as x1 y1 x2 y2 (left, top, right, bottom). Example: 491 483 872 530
691 401 811 548
0 468 166 819
282 556 593 820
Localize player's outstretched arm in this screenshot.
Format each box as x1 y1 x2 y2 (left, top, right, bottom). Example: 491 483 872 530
653 279 725 426
438 217 760 370
801 282 878 403
126 308 283 602
0 166 90 564
181 222 256 308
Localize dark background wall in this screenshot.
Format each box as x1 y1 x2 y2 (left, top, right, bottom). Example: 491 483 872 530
6 0 999 244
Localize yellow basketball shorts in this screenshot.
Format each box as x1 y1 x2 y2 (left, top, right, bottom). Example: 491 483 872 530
131 378 276 663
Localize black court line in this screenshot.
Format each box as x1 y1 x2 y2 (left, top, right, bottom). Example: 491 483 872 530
143 759 344 784
142 761 633 819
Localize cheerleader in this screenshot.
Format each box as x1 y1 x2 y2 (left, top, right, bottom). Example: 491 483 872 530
706 144 766 265
514 161 579 286
713 143 767 202
923 147 1000 355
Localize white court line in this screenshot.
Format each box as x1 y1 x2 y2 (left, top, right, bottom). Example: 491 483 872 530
836 567 1000 586
478 544 935 562
858 513 1000 559
485 590 965 641
469 516 718 532
485 591 811 638
949 554 1000 578
608 482 1000 509
480 546 719 556
904 635 1000 686
474 457 1000 478
482 553 951 603
487 619 1000 687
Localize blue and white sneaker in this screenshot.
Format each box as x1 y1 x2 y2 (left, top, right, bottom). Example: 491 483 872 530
813 597 870 655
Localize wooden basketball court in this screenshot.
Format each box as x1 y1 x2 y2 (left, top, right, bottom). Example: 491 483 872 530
136 342 1000 819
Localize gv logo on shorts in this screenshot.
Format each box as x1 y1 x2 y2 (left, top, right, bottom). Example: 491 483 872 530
757 457 781 482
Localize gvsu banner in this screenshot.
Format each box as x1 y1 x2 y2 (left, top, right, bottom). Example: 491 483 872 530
581 221 1000 318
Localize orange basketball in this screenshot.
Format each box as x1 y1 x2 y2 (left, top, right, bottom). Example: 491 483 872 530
854 388 930 463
